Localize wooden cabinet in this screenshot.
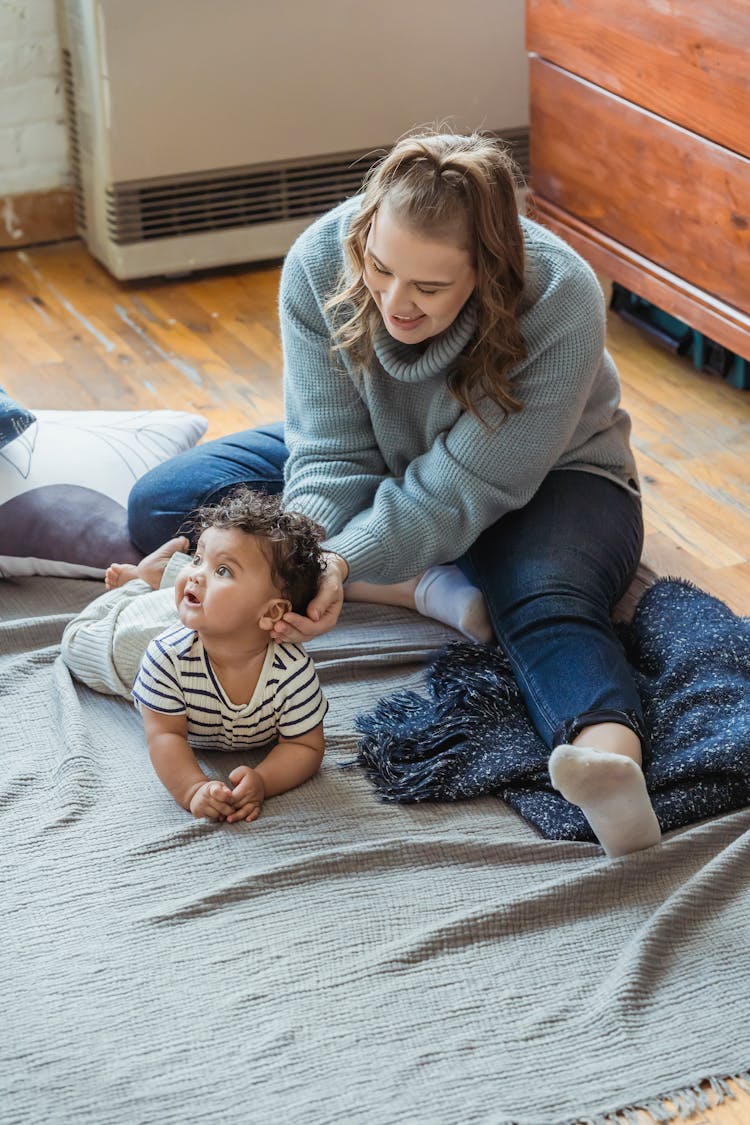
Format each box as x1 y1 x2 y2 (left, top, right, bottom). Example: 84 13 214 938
526 1 750 362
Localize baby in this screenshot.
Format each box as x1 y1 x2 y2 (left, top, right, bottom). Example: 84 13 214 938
63 487 327 823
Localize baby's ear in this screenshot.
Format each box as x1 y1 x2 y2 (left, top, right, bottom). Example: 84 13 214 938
258 598 292 632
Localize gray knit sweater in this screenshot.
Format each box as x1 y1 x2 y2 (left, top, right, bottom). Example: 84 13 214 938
280 196 638 585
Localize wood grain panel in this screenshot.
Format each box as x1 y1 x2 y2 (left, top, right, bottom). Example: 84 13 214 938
531 197 750 362
529 57 750 315
527 0 750 158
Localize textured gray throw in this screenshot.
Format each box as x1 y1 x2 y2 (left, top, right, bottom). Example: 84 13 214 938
1 577 749 1125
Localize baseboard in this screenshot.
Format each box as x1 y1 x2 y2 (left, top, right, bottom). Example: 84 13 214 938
1 188 76 249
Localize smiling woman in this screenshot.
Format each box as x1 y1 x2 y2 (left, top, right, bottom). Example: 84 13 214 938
126 129 663 859
327 131 527 417
362 200 477 344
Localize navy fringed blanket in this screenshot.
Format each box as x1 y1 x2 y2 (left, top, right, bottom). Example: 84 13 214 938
356 578 750 840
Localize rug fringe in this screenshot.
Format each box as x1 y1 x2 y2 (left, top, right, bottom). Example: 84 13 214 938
525 1069 750 1125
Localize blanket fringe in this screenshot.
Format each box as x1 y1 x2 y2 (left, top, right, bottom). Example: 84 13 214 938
502 1069 750 1125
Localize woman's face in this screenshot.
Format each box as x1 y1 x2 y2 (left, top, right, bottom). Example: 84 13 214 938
363 199 476 345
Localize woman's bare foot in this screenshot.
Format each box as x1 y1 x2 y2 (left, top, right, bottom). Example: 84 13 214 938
105 536 190 591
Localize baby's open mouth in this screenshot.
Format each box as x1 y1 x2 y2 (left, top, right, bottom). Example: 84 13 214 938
184 591 201 605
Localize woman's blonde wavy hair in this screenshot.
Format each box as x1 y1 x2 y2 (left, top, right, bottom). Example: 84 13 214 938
325 130 528 417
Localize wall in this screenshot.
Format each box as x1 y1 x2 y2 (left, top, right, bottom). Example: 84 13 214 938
0 0 75 246
0 0 68 194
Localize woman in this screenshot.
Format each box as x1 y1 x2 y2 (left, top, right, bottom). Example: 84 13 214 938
129 131 661 858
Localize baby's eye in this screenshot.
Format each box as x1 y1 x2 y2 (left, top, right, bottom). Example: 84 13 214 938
216 565 232 578
191 554 201 566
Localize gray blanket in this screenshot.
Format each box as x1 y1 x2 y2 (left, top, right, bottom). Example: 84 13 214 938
2 576 749 1125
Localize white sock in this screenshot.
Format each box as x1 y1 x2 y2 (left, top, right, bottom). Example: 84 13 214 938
413 565 493 644
548 744 662 858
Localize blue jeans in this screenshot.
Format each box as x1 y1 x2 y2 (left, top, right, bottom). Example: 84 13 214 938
128 422 288 550
458 469 645 748
129 425 645 749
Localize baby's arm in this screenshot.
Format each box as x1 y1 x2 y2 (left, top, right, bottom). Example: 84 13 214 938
227 723 325 823
141 707 235 820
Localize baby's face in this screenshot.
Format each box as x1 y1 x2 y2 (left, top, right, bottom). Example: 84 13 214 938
174 527 284 640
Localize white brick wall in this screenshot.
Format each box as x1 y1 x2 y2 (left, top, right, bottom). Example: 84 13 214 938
0 0 70 194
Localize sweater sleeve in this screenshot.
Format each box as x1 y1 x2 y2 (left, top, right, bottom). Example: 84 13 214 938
280 243 389 539
323 257 614 583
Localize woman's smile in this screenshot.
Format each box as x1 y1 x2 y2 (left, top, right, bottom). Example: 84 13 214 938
363 199 476 346
387 311 427 331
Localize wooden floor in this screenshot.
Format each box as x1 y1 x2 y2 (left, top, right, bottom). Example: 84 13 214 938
1 238 750 1123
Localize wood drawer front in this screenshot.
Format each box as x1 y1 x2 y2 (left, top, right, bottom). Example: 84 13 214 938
527 0 750 159
529 58 750 315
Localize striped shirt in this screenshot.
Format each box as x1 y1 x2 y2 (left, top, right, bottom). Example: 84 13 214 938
132 624 328 751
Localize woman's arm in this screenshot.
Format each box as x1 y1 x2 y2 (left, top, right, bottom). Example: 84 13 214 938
280 239 390 538
270 549 348 642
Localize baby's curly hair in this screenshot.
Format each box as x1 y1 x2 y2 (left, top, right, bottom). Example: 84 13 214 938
189 486 325 613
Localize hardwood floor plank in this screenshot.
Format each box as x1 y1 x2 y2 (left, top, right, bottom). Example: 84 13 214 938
668 451 750 520
0 296 63 366
636 455 746 569
643 529 750 614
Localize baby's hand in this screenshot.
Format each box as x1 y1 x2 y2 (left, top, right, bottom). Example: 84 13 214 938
189 780 235 821
226 766 265 823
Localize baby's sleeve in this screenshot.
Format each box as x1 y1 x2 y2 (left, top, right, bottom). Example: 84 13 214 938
132 636 187 715
272 644 328 740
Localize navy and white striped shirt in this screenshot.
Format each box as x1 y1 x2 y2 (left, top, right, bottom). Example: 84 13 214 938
132 624 328 751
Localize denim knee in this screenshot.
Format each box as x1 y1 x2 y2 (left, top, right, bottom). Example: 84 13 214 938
128 424 288 553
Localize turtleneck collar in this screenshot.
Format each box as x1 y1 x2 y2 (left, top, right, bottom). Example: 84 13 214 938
372 297 477 383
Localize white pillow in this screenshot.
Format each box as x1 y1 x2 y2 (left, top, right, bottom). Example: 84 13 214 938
0 409 207 579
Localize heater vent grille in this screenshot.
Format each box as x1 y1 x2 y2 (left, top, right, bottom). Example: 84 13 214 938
105 129 530 246
61 48 87 232
106 153 380 245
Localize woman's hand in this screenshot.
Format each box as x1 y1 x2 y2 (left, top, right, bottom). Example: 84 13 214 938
271 551 348 644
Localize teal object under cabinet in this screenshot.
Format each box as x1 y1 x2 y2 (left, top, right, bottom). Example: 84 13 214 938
610 284 749 390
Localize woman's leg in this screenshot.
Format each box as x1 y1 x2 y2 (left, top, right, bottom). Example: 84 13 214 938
344 577 420 609
128 422 287 554
344 569 492 642
461 469 660 855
